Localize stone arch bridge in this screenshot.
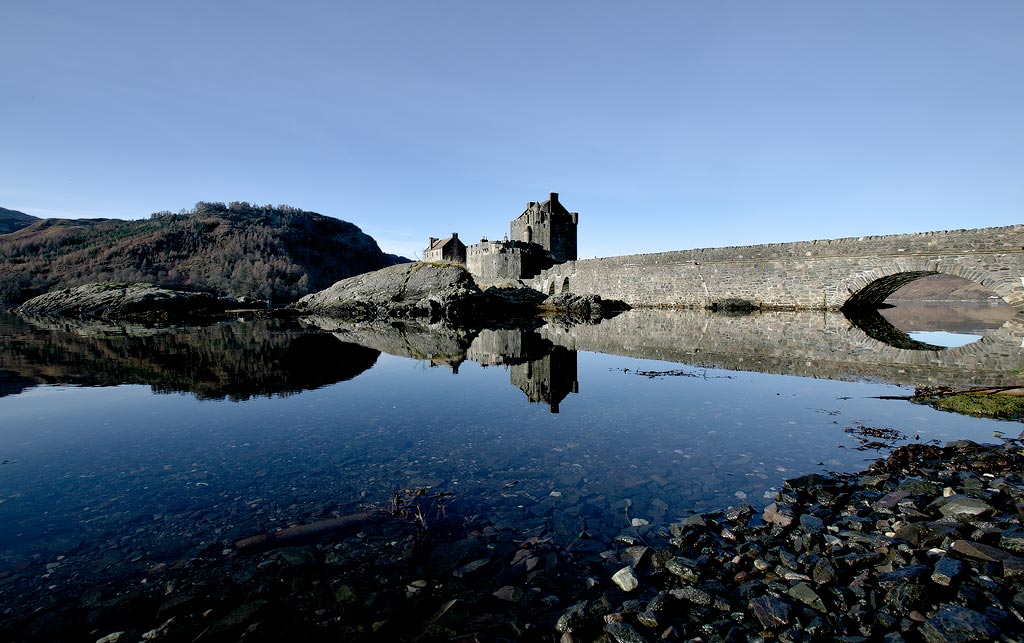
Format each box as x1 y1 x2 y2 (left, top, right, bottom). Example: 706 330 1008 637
527 225 1024 311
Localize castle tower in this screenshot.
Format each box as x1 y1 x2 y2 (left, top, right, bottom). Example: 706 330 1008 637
509 192 578 264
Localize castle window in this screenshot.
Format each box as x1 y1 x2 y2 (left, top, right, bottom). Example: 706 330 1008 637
562 277 570 293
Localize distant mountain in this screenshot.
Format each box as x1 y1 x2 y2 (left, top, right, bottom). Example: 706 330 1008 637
0 207 38 234
0 201 409 305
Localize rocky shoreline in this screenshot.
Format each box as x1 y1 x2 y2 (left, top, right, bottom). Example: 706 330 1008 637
9 264 627 325
3 438 1023 642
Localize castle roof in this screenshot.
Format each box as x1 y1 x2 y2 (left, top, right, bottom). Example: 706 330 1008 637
426 234 465 251
513 192 575 222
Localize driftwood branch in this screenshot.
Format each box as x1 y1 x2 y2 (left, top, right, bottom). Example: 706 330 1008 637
235 510 380 551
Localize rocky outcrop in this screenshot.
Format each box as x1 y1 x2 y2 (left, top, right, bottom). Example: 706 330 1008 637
13 283 228 321
292 262 482 322
541 292 629 322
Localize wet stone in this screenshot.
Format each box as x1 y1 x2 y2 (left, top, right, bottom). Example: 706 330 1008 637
670 585 713 606
940 497 996 521
813 557 838 585
950 540 1018 563
664 557 699 583
800 513 826 535
763 503 794 528
637 610 659 628
932 556 964 586
556 601 588 634
274 546 316 569
1000 527 1024 554
787 582 827 612
623 545 650 569
878 565 931 588
492 585 524 603
612 566 639 592
921 605 998 643
210 600 269 635
884 582 929 616
604 621 649 643
749 595 791 629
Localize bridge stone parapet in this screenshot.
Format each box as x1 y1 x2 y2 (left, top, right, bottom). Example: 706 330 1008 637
526 225 1024 311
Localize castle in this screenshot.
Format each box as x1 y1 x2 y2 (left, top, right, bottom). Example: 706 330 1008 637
424 192 578 282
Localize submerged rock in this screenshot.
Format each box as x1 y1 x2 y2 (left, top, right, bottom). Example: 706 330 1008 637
13 283 228 321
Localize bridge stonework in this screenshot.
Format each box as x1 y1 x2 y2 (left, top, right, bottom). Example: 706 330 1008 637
527 225 1024 310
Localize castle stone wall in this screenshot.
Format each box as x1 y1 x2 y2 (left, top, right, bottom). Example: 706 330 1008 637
527 225 1024 310
466 241 526 282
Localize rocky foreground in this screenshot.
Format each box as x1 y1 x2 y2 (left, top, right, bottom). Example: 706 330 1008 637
5 439 1024 642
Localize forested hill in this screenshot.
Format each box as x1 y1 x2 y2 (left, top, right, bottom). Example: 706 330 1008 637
0 207 38 234
0 201 408 305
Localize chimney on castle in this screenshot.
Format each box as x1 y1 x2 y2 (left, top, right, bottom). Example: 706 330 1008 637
549 192 559 207
451 232 458 239
429 237 438 246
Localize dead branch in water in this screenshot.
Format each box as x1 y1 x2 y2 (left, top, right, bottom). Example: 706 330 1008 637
235 510 380 551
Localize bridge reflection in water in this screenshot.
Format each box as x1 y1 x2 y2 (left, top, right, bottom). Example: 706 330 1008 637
539 308 1024 390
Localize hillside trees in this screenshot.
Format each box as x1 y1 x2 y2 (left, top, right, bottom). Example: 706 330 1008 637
0 202 402 305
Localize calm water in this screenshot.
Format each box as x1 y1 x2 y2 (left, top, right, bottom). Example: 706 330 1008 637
1 306 1021 590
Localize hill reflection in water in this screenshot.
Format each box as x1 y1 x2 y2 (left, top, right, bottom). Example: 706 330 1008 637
0 314 380 401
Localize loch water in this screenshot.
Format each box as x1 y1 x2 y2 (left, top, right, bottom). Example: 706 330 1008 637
0 305 1021 627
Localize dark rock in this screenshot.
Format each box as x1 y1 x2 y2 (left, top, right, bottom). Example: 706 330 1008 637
878 565 931 588
932 556 964 586
707 299 758 313
749 595 791 629
921 605 998 643
787 582 827 612
664 557 700 583
813 557 838 585
556 601 588 634
209 600 270 635
939 497 996 521
670 586 713 606
492 585 524 603
541 292 628 321
604 621 649 643
1000 527 1024 553
763 503 795 528
799 513 826 535
950 540 1021 564
884 582 929 616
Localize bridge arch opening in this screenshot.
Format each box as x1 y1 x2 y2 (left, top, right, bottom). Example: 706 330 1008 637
843 273 1015 350
841 271 937 309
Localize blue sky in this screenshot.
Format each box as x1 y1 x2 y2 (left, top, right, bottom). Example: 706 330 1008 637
2 2 1021 259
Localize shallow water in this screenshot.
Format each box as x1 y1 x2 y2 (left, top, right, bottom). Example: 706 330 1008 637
2 308 1021 583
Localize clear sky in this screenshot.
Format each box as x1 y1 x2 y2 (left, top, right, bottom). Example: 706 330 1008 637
2 2 1021 260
